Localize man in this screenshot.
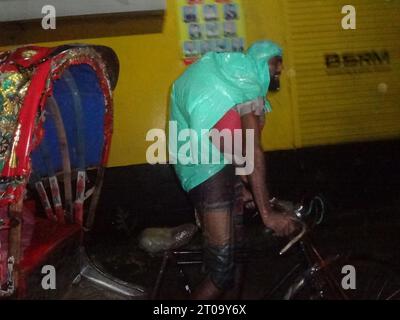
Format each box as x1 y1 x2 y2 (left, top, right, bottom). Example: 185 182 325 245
169 40 296 299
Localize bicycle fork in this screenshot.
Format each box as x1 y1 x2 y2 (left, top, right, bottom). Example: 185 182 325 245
300 237 349 300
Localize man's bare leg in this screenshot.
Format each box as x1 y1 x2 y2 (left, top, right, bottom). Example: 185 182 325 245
192 210 234 300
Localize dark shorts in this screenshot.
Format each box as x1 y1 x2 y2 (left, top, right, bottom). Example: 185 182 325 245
189 165 240 213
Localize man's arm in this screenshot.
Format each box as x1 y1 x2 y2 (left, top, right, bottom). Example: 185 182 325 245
240 112 273 217
241 112 296 236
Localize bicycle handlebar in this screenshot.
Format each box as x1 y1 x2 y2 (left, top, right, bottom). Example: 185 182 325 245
279 220 307 255
257 196 325 255
270 196 325 255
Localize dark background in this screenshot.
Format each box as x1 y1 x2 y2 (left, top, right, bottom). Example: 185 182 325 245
79 139 400 299
93 139 400 232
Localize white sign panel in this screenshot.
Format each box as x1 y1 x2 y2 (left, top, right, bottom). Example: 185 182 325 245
0 0 166 22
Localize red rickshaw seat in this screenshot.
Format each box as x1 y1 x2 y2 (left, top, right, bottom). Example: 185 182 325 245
20 218 81 275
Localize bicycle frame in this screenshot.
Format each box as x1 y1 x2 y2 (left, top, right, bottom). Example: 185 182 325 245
267 234 350 300
151 196 352 300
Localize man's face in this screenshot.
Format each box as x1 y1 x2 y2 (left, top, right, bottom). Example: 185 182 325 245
268 56 283 91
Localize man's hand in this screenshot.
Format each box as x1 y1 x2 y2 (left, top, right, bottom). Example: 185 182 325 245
261 210 297 237
242 186 256 210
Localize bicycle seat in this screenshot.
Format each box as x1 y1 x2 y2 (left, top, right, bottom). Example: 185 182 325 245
139 224 198 255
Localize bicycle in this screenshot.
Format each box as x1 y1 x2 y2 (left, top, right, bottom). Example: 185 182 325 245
147 196 400 300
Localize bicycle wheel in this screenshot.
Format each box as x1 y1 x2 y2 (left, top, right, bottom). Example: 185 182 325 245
286 258 400 300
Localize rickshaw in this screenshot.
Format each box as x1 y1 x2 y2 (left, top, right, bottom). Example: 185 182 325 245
0 44 144 299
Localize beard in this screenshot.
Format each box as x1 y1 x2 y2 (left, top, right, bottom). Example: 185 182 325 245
268 74 280 91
